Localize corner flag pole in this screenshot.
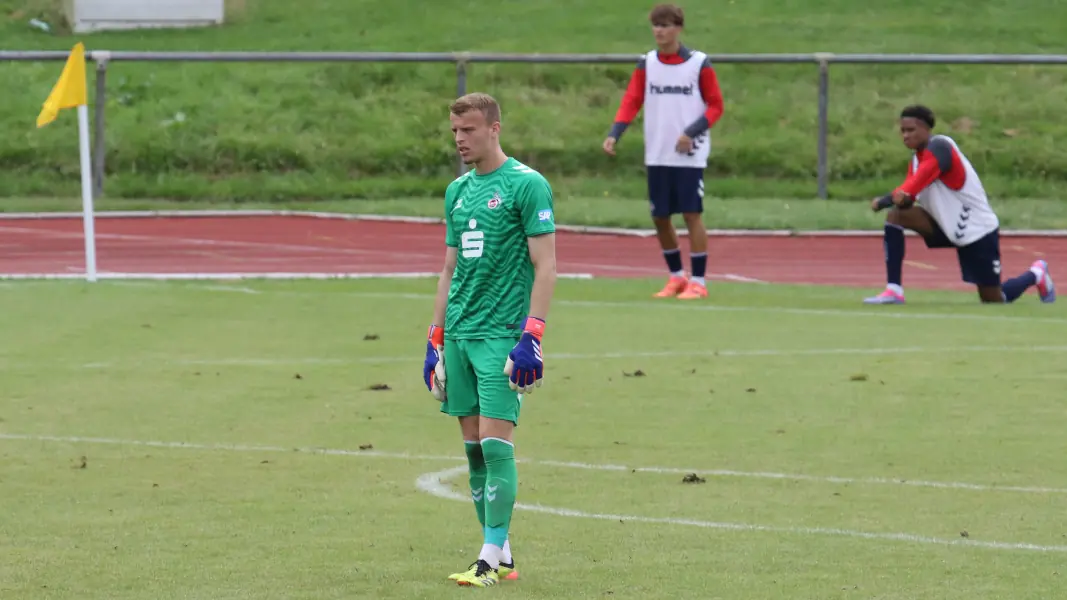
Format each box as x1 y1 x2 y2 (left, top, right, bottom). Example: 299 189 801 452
37 42 97 282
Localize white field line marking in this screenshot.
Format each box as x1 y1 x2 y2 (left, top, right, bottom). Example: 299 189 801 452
110 281 263 294
415 466 1067 553
59 344 1067 370
3 209 1064 238
0 225 713 282
9 280 1062 324
557 260 764 283
557 298 1067 324
200 284 263 294
0 271 595 281
158 286 1067 326
3 433 1066 496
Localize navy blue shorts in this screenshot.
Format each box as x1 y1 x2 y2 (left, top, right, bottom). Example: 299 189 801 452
923 225 1002 287
646 166 704 218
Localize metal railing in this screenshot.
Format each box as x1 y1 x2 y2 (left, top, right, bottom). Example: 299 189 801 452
4 50 1067 199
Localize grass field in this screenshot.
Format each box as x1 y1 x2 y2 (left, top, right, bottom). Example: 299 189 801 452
4 0 1067 206
3 278 1067 599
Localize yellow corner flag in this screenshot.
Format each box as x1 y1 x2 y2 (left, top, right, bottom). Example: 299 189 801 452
35 41 99 283
37 42 88 128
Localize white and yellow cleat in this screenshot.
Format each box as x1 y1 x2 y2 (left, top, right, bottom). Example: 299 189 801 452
498 560 518 581
449 559 518 583
453 559 500 588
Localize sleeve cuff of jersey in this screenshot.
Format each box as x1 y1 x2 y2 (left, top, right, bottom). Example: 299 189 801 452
608 122 628 140
446 241 459 248
683 116 710 139
524 225 556 237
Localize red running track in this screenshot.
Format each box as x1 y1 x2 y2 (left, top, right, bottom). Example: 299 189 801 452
0 215 1064 291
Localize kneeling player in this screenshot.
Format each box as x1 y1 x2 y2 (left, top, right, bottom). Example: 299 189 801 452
864 104 1055 305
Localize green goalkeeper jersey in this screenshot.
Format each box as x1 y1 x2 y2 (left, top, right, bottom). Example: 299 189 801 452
444 157 556 340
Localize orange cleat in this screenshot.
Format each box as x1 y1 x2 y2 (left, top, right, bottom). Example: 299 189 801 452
654 275 689 298
676 281 708 300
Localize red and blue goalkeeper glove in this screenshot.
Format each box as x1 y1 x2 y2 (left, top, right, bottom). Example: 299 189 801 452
423 325 446 401
504 317 545 394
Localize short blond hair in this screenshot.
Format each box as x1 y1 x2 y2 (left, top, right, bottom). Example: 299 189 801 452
450 92 501 125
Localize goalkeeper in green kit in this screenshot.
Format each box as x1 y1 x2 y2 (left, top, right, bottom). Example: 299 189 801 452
422 92 558 588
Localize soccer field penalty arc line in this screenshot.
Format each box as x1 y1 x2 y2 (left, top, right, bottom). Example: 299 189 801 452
415 465 1067 554
4 433 1067 554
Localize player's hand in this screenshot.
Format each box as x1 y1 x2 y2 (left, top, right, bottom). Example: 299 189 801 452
503 317 545 394
870 197 883 212
602 137 617 156
892 190 915 207
675 134 693 154
423 325 446 402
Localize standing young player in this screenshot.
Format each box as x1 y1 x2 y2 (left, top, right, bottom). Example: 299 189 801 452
864 104 1055 305
603 3 724 300
423 93 557 588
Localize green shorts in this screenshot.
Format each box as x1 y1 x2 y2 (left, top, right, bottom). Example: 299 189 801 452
440 337 522 425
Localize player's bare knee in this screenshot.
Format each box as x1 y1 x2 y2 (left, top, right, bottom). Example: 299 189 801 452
884 208 903 226
458 415 481 442
652 215 672 227
977 286 1004 304
478 416 515 443
651 216 674 232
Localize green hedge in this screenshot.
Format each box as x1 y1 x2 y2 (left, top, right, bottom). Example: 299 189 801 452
3 0 1067 200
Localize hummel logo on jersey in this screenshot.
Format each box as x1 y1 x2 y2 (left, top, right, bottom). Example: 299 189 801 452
452 198 464 214
649 83 695 96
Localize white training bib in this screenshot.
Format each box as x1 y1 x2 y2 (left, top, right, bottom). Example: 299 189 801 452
914 134 999 247
642 49 711 168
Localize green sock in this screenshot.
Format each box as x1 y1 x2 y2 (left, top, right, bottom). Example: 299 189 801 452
464 441 487 529
480 437 517 548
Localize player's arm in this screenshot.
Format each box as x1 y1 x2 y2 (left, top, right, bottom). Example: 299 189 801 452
526 234 556 321
504 176 557 392
873 139 954 211
432 246 457 328
424 245 456 398
435 185 461 326
605 57 646 147
519 177 557 320
682 58 725 141
424 187 460 397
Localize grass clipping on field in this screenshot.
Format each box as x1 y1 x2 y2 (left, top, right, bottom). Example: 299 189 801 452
6 0 68 32
226 0 249 23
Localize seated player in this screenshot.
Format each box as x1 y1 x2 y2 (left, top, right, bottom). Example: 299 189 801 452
864 104 1055 305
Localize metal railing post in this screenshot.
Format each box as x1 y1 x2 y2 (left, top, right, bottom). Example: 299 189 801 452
91 51 111 199
814 53 832 200
454 53 470 178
